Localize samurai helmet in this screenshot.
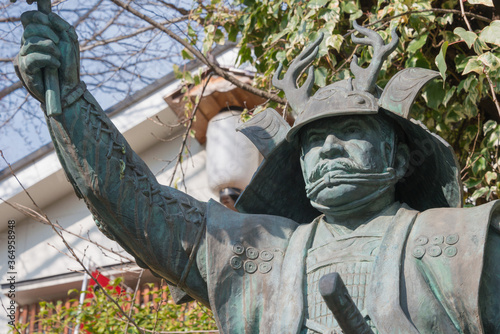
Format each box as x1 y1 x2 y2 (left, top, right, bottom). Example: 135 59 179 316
235 22 462 223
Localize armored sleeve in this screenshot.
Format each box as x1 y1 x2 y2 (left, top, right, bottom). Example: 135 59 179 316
45 83 209 304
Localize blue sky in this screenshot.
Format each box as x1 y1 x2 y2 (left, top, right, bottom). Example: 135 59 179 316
0 0 193 170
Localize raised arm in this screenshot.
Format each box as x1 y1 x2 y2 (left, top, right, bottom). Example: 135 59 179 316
15 11 209 304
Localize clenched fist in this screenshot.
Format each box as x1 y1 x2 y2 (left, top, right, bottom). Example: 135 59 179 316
15 10 80 104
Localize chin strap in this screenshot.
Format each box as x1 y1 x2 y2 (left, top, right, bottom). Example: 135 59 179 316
308 168 398 214
306 168 397 198
312 183 394 214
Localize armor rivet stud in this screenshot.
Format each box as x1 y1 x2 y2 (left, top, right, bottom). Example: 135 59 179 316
258 262 272 274
246 247 259 260
232 243 244 255
273 248 284 257
428 245 442 257
431 235 444 245
244 260 257 274
412 246 426 259
260 250 274 261
230 256 242 270
444 246 458 257
415 236 429 246
445 234 459 245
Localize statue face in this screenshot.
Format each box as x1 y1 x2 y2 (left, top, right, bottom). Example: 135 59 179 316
299 115 394 209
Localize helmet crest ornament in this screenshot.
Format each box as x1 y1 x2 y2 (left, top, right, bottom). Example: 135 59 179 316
271 21 441 142
350 21 398 94
272 21 398 120
271 33 322 114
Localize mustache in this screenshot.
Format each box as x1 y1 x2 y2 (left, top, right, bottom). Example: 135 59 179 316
307 159 372 183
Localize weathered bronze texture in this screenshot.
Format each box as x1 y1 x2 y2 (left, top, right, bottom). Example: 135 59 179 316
15 8 500 333
11 0 62 116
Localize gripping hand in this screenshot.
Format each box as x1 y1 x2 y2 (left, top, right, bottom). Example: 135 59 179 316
16 10 80 104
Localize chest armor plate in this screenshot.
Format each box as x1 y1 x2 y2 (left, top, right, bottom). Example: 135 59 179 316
304 235 382 333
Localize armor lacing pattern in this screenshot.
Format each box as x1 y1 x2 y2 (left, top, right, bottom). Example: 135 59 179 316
79 95 205 226
55 94 206 283
305 261 378 333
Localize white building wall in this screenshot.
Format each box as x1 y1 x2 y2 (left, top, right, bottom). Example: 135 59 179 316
0 126 215 332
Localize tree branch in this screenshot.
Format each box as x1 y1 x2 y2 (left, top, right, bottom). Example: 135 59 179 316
80 18 186 51
0 81 23 101
72 0 102 29
156 0 189 16
484 66 500 117
168 72 213 187
108 0 286 105
459 0 473 31
0 16 20 23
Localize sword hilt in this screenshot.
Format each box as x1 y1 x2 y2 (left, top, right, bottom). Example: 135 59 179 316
319 272 374 334
11 0 62 117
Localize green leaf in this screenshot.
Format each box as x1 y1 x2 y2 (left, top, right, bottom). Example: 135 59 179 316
488 127 500 146
453 27 477 49
184 71 194 84
463 177 482 188
471 187 489 200
172 64 182 79
318 7 340 23
443 86 456 107
205 24 215 34
181 49 194 60
270 30 288 45
193 73 201 86
350 9 363 21
471 156 487 175
405 50 431 68
435 41 449 81
227 26 238 42
407 33 429 53
202 37 213 54
314 66 328 87
325 34 344 52
307 0 329 9
187 25 197 38
483 120 497 135
468 0 494 5
477 52 500 70
423 80 445 110
445 109 464 123
214 28 225 45
276 50 286 62
463 75 478 91
462 57 483 75
455 54 471 72
473 37 491 54
342 1 359 14
479 20 500 46
486 171 497 185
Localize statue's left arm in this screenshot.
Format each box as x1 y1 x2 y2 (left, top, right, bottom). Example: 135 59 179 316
479 224 500 332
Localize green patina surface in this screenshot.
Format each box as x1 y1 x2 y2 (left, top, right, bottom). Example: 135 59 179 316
14 8 500 334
